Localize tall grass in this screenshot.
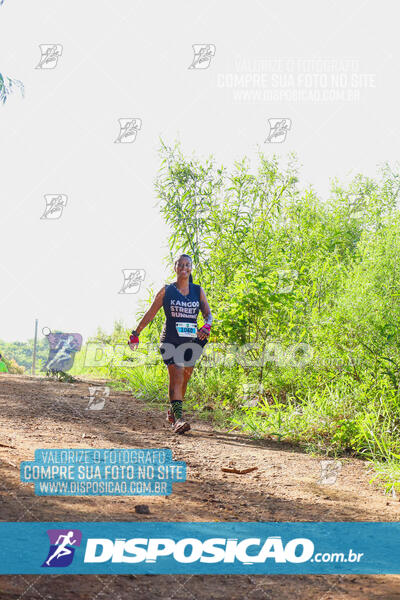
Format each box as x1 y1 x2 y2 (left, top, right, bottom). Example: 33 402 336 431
72 145 400 494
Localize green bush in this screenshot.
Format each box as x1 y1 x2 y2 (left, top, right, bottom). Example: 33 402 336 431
73 143 400 492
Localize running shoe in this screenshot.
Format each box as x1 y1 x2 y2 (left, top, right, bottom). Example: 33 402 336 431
173 418 191 435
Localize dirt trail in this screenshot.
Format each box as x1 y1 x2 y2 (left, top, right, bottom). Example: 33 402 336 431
0 374 399 599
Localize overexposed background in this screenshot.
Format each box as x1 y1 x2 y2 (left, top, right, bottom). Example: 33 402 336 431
0 0 398 342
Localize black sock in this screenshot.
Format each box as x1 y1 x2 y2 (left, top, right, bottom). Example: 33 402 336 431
171 400 183 420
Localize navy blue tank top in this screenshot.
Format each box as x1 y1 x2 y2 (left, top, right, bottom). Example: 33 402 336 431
160 282 204 345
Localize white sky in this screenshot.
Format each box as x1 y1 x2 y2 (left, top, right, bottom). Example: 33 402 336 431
0 0 399 343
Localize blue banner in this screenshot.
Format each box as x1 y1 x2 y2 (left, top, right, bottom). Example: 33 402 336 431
20 449 186 496
0 522 399 574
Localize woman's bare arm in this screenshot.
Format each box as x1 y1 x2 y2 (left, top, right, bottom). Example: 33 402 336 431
198 287 213 340
134 286 165 335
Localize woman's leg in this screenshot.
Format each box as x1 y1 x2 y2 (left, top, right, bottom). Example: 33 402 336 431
168 372 174 402
180 341 203 398
167 364 185 401
182 366 194 399
167 363 184 422
167 364 190 433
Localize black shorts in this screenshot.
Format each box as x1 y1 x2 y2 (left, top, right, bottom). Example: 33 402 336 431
159 339 207 367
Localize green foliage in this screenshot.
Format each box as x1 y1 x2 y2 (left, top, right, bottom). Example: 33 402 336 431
0 338 48 372
0 72 24 104
44 369 78 383
74 141 400 492
4 357 24 374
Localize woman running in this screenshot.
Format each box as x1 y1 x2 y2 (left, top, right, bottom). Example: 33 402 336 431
128 254 212 434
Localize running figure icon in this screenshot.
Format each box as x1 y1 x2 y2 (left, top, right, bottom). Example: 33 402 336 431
42 529 82 568
45 531 77 565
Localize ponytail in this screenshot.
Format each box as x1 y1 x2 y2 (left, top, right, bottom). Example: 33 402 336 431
189 273 193 284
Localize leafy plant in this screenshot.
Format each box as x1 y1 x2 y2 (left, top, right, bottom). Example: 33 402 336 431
0 73 24 104
71 143 400 492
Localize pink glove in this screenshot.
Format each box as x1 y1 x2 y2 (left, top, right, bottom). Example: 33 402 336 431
200 323 211 336
128 331 139 351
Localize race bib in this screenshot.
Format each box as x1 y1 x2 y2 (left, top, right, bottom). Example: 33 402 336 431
176 322 197 338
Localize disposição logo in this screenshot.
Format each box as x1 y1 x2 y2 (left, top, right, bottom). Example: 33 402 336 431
83 536 315 565
42 529 82 567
